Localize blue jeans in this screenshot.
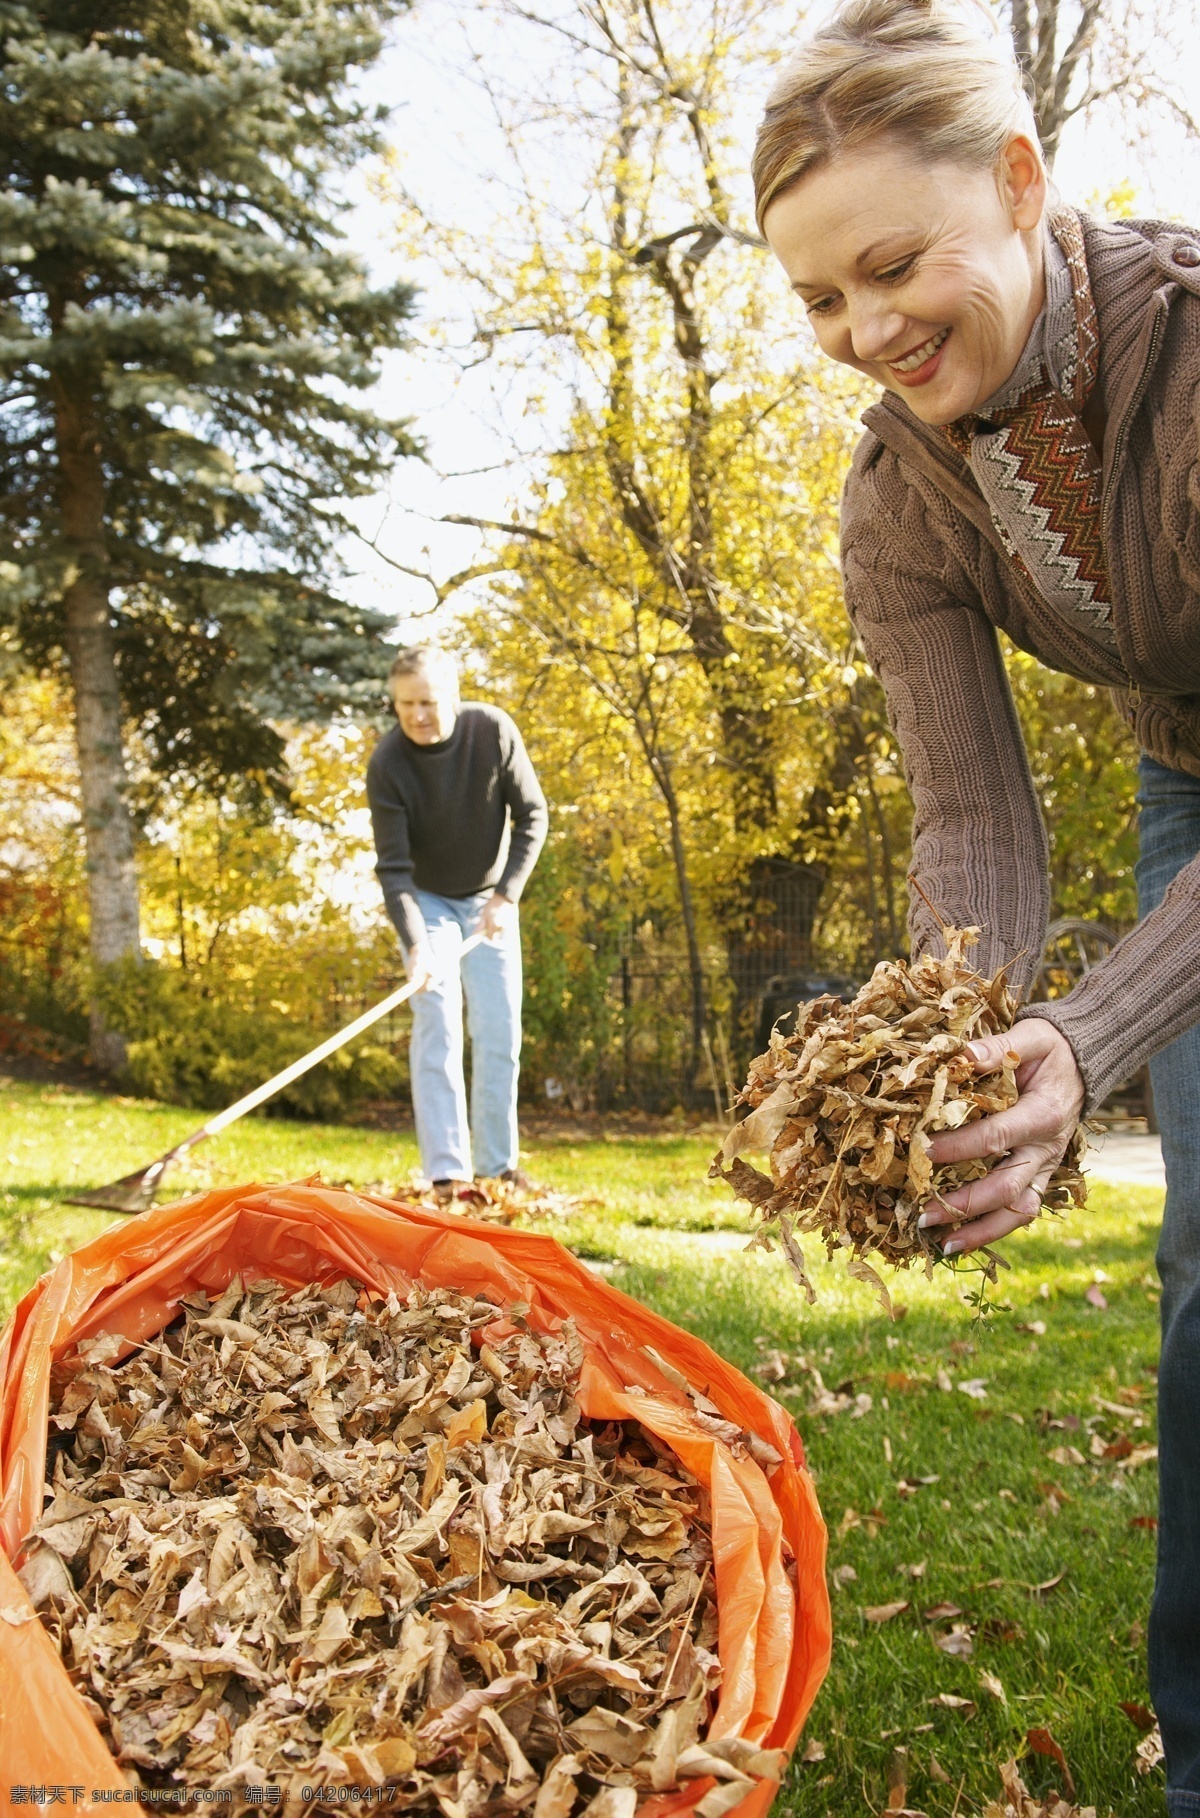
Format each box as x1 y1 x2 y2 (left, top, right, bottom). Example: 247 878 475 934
1136 756 1200 1809
407 890 523 1181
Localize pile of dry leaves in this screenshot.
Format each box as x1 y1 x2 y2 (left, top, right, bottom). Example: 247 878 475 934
711 927 1087 1310
21 1277 782 1814
413 1178 586 1226
331 1178 588 1227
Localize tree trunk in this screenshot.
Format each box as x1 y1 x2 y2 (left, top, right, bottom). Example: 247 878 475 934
643 743 707 1078
52 372 140 1072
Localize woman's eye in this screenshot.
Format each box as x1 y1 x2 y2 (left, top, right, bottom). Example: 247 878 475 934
806 294 840 317
878 258 916 285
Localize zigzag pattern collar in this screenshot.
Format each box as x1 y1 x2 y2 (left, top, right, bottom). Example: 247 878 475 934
942 209 1117 653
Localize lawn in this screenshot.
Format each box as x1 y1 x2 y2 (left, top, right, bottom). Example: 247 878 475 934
0 1074 1164 1815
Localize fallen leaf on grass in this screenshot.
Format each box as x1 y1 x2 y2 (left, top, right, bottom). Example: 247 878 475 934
980 1670 1007 1704
1129 1516 1158 1531
1026 1727 1075 1798
831 1563 858 1589
932 1623 974 1657
928 1692 977 1718
1015 1320 1047 1336
980 1616 1025 1644
864 1599 910 1623
1046 1444 1086 1467
1136 1725 1165 1775
896 1475 940 1498
1091 1431 1133 1460
958 1378 989 1400
928 1755 952 1786
1117 1445 1158 1473
800 1738 826 1764
1085 1285 1108 1310
1120 1702 1156 1732
885 1745 930 1817
922 1602 963 1622
898 1560 928 1580
983 1758 1096 1818
1029 1571 1067 1598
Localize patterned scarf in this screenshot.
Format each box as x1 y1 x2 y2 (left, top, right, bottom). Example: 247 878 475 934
942 209 1117 652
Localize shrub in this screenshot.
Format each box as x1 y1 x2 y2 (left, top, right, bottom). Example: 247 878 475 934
94 961 404 1118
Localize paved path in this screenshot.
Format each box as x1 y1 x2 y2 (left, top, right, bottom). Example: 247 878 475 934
1085 1131 1165 1189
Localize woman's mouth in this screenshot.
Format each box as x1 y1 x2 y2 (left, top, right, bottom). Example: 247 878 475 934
887 326 950 383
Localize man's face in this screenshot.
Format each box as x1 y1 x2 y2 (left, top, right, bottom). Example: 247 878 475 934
391 665 459 745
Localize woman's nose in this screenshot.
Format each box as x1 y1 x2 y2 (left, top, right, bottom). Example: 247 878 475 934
848 301 908 365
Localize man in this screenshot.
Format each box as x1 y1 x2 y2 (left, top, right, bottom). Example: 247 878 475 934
366 646 548 1196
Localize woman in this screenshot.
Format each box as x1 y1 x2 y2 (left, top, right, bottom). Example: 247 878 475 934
753 0 1200 1798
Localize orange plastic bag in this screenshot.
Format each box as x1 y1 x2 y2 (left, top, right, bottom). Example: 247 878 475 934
0 1183 830 1816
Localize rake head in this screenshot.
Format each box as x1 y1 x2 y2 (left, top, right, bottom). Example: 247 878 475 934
64 1151 178 1214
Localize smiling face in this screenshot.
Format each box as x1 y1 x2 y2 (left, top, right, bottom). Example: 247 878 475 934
763 134 1048 425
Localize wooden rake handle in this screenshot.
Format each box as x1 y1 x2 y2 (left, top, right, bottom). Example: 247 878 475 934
185 929 488 1151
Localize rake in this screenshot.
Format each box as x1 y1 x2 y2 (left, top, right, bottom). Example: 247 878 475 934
66 933 485 1214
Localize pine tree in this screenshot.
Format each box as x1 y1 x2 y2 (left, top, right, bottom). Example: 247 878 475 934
0 0 415 1068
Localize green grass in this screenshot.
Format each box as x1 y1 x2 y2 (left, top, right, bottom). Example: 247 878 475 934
0 1075 1164 1814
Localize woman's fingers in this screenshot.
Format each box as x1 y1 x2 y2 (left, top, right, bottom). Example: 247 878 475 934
927 1097 1052 1166
925 1019 1085 1170
938 1196 1041 1257
918 1144 1058 1258
911 1017 1087 1259
918 1142 1052 1225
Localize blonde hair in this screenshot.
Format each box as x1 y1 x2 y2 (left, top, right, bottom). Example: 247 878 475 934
753 0 1039 232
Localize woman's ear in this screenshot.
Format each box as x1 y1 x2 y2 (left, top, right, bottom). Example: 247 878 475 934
1000 132 1047 232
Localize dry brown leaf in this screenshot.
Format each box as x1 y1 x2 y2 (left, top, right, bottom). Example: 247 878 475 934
982 1757 1097 1818
1026 1727 1075 1798
932 1623 974 1657
1046 1444 1087 1467
863 1600 910 1623
1136 1725 1165 1775
928 1693 977 1718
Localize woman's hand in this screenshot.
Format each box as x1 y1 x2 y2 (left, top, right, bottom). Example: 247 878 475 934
918 1018 1086 1257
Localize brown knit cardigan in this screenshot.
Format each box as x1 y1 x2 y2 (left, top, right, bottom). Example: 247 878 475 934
841 213 1200 1108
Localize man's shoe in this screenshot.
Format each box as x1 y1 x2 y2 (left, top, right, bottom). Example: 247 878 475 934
497 1167 534 1193
431 1178 469 1205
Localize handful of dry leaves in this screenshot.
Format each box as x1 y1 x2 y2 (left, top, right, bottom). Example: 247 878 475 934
711 927 1087 1312
22 1275 784 1816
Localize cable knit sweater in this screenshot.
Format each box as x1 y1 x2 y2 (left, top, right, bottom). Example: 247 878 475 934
841 213 1200 1109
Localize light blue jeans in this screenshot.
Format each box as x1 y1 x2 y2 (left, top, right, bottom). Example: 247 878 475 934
407 890 523 1181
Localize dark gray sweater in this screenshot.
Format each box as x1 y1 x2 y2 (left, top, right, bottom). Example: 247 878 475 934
366 704 548 949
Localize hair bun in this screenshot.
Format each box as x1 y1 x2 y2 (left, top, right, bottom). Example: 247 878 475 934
753 0 1036 230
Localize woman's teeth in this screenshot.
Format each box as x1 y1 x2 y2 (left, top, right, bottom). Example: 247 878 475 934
889 327 949 373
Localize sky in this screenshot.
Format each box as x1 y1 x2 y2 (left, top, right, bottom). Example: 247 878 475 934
333 0 1200 642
